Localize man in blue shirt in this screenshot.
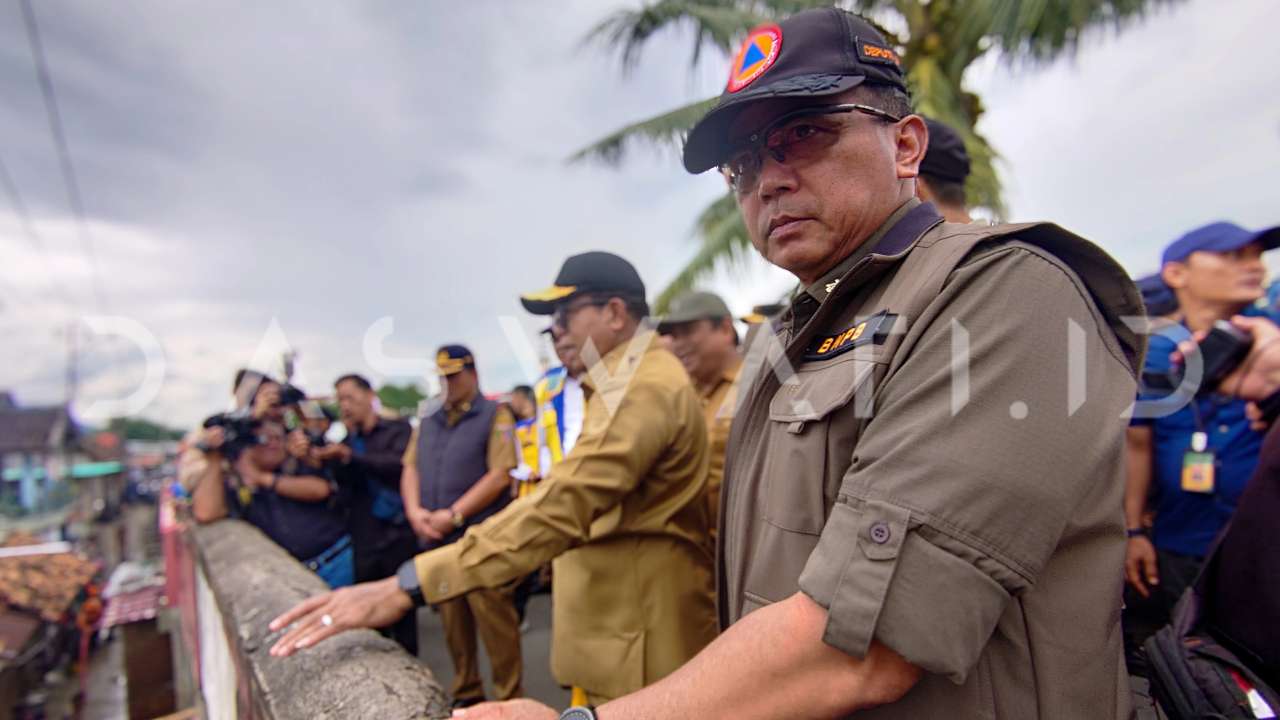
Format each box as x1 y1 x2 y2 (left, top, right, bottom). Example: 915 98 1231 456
1125 221 1280 664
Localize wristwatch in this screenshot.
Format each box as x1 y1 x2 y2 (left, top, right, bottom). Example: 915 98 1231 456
395 559 426 607
1125 527 1147 539
450 509 466 529
558 707 597 720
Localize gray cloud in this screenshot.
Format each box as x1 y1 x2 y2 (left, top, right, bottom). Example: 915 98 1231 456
2 0 1276 429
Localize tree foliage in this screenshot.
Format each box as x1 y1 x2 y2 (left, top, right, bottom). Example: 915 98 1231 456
576 0 1180 309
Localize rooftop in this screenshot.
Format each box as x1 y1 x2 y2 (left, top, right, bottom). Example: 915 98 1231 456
0 532 98 622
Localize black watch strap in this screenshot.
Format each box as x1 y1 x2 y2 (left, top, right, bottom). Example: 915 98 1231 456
1125 527 1147 539
559 706 597 720
395 559 426 607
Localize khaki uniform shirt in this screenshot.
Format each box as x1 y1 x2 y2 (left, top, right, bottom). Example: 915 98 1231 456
415 333 717 699
722 201 1143 718
700 357 742 540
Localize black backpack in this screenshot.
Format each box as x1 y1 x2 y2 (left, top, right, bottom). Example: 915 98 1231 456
1143 569 1280 718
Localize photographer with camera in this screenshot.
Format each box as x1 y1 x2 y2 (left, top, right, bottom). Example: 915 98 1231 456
320 373 417 655
1124 221 1280 668
191 418 354 588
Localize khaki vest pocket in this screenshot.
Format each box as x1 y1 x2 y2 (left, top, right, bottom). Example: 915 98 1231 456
762 358 878 534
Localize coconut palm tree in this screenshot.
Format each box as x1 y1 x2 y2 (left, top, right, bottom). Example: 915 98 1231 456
575 0 1180 310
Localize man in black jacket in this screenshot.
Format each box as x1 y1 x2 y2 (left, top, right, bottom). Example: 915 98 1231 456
315 373 417 654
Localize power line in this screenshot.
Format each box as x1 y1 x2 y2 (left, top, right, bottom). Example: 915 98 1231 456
0 152 79 312
18 0 107 313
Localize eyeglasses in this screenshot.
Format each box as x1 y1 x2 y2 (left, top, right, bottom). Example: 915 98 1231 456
720 103 903 194
553 296 609 329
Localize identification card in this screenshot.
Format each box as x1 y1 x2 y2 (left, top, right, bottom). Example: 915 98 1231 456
1181 451 1216 494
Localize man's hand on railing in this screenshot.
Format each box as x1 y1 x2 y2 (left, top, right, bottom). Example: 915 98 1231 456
267 577 414 657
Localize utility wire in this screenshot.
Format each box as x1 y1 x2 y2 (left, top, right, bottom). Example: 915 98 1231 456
18 0 107 313
0 152 79 312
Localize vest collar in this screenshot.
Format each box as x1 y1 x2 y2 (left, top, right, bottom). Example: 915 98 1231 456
803 199 928 304
432 391 489 426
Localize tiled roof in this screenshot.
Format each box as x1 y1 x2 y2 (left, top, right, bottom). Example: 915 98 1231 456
0 532 97 622
0 405 74 454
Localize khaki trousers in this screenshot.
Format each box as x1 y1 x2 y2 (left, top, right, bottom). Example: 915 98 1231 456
439 582 523 702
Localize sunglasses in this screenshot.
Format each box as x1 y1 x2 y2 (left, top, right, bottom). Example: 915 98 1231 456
720 103 903 194
553 296 609 329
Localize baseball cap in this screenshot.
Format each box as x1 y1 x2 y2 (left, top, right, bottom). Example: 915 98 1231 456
1161 222 1280 265
520 251 646 315
682 7 908 174
920 117 970 184
436 345 476 376
1134 273 1177 317
656 291 733 332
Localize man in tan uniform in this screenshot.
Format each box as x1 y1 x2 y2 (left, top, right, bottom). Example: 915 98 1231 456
399 346 523 707
269 252 717 705
658 290 743 540
434 8 1144 720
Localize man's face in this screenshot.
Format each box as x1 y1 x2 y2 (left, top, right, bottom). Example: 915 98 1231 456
444 369 477 405
510 393 535 420
335 380 372 426
253 381 285 422
557 296 620 369
249 423 287 470
303 416 331 437
1167 244 1266 306
664 318 733 381
551 326 586 376
728 92 918 284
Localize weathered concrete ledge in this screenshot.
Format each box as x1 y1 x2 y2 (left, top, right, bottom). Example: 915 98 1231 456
192 519 450 719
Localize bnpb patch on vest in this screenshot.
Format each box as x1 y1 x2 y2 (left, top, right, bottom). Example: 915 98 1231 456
805 311 896 360
727 24 782 93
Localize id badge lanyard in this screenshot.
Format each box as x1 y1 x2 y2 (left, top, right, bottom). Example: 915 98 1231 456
1182 398 1225 495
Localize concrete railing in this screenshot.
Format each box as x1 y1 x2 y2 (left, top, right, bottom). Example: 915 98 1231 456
167 513 450 719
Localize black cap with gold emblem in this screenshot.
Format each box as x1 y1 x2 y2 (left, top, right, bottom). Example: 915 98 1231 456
435 344 475 376
682 7 907 174
520 251 647 316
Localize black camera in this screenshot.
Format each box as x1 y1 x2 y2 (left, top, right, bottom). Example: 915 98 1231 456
1195 321 1253 392
198 409 263 459
1150 321 1255 396
279 383 307 407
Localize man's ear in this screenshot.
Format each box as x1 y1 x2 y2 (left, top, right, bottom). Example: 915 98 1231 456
896 115 928 180
607 297 629 331
1162 261 1187 290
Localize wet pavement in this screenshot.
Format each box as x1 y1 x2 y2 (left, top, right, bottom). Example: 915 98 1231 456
417 591 570 708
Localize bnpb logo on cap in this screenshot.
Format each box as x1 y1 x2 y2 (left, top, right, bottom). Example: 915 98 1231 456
727 24 782 93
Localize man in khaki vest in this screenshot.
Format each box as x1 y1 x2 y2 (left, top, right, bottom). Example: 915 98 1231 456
658 290 743 541
435 8 1143 720
268 252 717 706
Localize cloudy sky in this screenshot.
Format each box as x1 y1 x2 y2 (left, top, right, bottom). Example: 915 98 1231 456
0 0 1277 429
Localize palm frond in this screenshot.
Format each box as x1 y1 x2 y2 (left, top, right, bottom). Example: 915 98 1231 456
907 56 1005 216
583 1 770 74
654 192 754 312
961 0 1184 64
568 96 718 166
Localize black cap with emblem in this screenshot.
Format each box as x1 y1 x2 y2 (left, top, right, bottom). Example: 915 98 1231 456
682 7 907 174
520 251 647 315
